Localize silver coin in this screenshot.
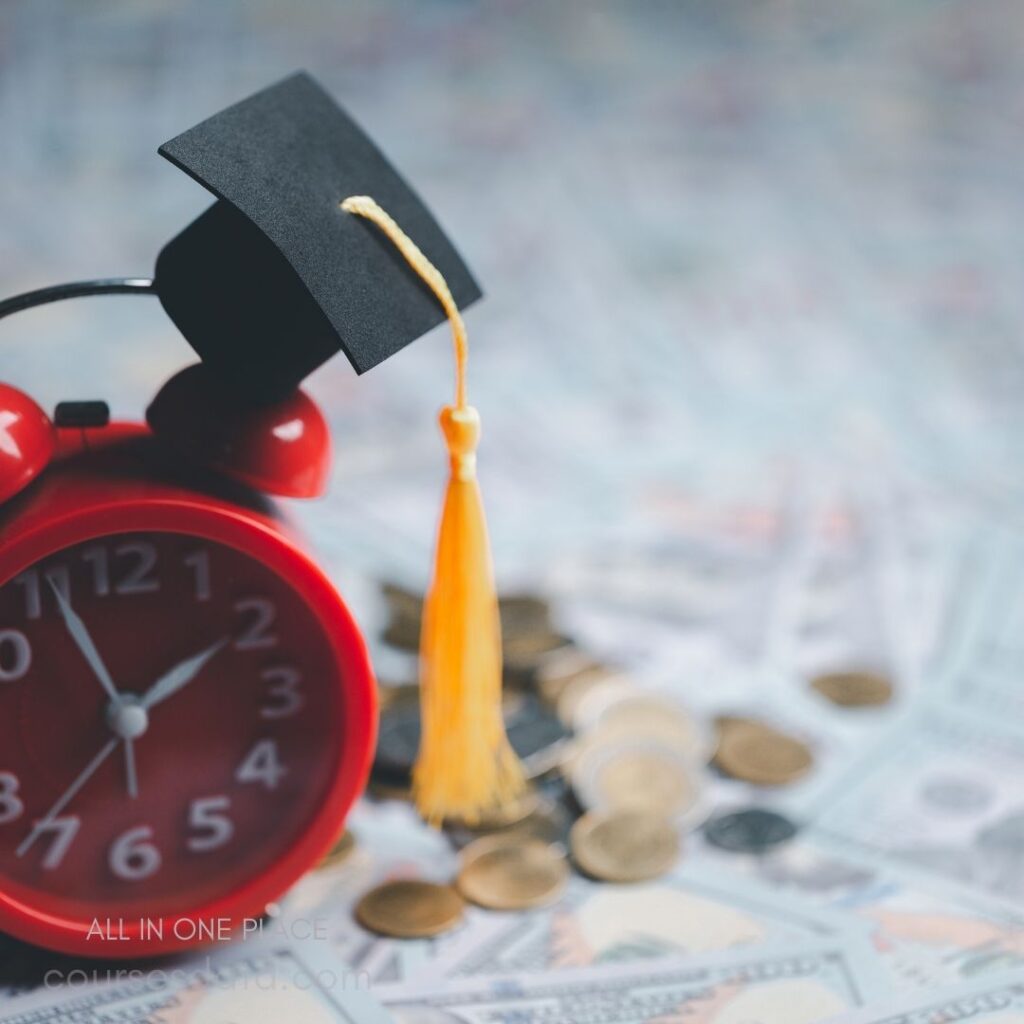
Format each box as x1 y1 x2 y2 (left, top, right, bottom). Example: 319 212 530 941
703 808 798 853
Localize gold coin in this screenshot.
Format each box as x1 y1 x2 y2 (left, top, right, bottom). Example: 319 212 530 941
368 780 414 802
714 714 766 738
712 715 773 761
591 697 711 763
496 594 552 635
457 836 568 910
554 667 631 727
715 722 813 786
355 880 464 938
570 810 679 883
810 670 893 708
503 631 573 663
447 795 569 849
444 788 542 832
381 618 421 651
572 740 705 825
376 682 418 711
536 652 613 708
317 829 357 870
381 585 551 637
381 582 423 619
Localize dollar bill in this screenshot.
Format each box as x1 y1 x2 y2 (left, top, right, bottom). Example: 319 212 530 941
706 836 1024 992
828 973 1024 1024
422 861 857 979
0 938 389 1024
933 530 1024 723
811 707 1024 905
384 938 885 1023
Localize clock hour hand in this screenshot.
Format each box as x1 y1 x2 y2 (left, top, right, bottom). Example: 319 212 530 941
139 638 229 711
47 576 120 705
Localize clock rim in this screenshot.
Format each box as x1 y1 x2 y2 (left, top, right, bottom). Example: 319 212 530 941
0 495 377 958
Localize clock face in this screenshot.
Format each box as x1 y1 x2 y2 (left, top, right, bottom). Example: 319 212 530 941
0 531 345 928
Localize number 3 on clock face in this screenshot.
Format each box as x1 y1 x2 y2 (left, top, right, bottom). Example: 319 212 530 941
0 527 369 954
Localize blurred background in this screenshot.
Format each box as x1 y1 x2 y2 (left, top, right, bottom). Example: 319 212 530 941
1 0 1021 686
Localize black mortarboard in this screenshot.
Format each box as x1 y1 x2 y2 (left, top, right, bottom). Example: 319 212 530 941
155 72 482 401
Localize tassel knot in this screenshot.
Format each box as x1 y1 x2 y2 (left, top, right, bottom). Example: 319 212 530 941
441 405 479 481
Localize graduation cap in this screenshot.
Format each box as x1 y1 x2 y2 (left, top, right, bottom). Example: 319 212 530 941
0 71 522 827
154 71 482 401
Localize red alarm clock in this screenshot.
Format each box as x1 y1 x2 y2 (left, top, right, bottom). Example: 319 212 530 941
0 70 483 958
0 370 375 957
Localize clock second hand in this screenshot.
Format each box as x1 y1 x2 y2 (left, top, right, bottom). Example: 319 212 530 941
124 736 138 800
16 737 118 857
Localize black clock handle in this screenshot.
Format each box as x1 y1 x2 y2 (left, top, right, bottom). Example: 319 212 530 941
0 278 156 321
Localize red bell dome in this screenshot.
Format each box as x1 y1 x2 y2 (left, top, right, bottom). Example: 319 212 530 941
0 383 55 504
146 364 332 498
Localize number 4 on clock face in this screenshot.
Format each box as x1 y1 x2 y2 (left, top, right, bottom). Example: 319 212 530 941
235 740 287 790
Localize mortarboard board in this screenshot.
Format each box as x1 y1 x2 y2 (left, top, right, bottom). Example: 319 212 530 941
154 71 482 402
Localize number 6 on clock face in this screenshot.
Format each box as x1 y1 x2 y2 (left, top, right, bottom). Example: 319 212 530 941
0 523 374 957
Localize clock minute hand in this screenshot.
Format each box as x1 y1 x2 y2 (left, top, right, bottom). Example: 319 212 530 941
47 577 120 705
140 638 229 711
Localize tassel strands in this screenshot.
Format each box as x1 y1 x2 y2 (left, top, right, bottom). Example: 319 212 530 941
340 196 525 824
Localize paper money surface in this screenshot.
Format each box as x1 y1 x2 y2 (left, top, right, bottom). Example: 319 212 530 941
936 531 1024 723
705 836 1024 992
384 939 883 1024
0 939 390 1024
828 973 1024 1024
811 709 1024 905
424 862 852 979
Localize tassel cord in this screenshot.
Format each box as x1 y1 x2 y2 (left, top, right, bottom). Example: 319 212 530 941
340 195 524 824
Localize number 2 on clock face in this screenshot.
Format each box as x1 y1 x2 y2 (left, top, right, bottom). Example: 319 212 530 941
0 530 343 918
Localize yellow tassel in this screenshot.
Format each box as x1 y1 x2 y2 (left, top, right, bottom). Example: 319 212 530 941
340 195 525 825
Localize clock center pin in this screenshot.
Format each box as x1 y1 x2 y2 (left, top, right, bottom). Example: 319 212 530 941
107 696 149 741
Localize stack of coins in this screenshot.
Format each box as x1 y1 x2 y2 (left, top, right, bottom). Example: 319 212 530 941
371 686 570 799
349 586 892 941
380 584 570 687
562 677 711 832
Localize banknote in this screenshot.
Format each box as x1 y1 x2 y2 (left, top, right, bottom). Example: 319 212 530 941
0 938 389 1024
423 861 857 979
933 529 1024 723
705 836 1024 992
384 938 885 1024
811 707 1024 905
827 972 1024 1024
